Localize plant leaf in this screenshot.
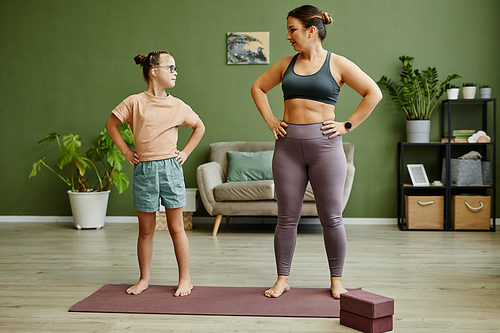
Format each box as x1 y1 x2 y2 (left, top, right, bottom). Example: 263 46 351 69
37 133 60 146
113 172 129 194
75 154 89 177
29 158 45 178
63 134 81 152
106 147 126 171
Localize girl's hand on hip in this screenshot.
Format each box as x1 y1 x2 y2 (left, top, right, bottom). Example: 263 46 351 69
175 150 188 165
266 117 288 140
321 120 347 139
125 150 140 165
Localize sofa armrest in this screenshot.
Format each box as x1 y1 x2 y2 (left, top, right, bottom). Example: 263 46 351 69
196 161 224 216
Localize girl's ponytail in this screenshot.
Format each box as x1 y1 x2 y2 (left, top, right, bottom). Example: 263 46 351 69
134 54 148 66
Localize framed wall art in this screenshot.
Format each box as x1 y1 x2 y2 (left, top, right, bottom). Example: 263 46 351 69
227 32 269 65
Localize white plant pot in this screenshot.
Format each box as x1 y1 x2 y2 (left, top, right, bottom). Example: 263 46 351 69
68 190 110 229
480 88 492 99
406 119 431 143
462 86 476 99
446 88 459 100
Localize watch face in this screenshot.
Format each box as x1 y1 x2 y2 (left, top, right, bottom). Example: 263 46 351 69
345 121 352 130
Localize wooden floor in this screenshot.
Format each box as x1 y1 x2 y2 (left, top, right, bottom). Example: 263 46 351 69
0 220 499 332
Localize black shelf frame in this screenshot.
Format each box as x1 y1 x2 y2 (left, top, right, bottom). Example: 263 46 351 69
397 98 496 231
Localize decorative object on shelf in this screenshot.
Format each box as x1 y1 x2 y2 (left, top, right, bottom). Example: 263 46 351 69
441 150 491 186
227 32 269 65
406 119 431 143
451 195 491 230
479 84 492 98
462 82 477 99
407 164 430 186
377 55 461 143
445 83 460 100
29 125 134 229
405 195 444 229
468 130 491 143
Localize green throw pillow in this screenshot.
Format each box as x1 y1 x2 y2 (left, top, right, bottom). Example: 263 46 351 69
226 150 274 182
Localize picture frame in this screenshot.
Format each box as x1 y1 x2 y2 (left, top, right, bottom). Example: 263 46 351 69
227 32 269 65
407 164 430 186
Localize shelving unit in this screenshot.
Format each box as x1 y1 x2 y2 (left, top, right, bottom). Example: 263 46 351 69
398 98 496 231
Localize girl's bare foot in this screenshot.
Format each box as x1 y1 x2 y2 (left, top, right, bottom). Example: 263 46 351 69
126 279 149 295
330 276 347 299
264 276 290 298
174 279 193 297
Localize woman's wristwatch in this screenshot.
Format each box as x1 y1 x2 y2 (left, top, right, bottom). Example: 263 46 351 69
344 121 353 132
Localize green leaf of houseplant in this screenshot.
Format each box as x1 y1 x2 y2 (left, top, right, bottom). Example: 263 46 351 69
113 172 130 194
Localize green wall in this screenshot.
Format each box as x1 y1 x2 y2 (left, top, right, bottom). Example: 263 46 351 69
1 0 499 218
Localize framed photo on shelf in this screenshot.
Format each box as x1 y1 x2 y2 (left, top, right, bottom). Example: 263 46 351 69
407 164 430 186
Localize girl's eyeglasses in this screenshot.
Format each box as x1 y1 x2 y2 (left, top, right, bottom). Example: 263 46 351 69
152 65 178 73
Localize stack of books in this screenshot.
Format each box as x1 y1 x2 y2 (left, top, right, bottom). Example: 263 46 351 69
442 130 475 143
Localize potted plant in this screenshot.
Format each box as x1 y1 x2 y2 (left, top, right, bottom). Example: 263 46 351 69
445 83 460 100
29 124 134 229
462 82 477 99
377 55 461 143
479 84 492 99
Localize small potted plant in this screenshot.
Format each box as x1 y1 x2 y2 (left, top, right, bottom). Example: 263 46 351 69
479 84 492 99
377 55 461 142
445 83 460 100
29 124 134 229
462 82 477 99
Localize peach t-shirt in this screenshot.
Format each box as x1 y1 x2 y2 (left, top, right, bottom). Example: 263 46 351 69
112 91 199 161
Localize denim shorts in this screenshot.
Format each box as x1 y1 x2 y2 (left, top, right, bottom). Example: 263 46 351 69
133 158 186 213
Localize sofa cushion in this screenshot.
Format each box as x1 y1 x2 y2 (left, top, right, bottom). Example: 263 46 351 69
214 180 275 201
226 150 274 182
273 182 315 201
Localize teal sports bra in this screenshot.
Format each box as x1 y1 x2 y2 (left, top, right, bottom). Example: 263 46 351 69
282 51 340 106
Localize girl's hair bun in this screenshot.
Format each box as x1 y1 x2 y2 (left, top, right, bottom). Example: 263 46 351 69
322 12 333 25
134 54 148 66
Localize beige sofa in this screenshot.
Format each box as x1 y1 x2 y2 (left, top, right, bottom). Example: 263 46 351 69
196 141 355 235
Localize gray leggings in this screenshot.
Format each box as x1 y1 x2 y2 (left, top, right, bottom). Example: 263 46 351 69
272 121 347 277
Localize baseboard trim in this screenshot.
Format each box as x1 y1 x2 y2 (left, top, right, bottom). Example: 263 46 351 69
0 216 138 223
1 216 498 226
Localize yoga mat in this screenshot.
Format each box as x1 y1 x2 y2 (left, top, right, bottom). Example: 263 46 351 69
70 284 360 318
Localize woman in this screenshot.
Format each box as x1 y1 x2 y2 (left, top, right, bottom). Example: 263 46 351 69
251 5 382 299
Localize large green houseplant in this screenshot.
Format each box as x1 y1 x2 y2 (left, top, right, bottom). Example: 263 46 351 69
29 124 134 229
377 56 461 142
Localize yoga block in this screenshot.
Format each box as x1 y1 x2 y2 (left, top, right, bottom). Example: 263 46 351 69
340 290 394 319
405 195 444 229
340 310 393 333
451 195 491 230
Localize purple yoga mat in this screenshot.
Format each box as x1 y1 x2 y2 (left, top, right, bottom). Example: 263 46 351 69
70 284 360 318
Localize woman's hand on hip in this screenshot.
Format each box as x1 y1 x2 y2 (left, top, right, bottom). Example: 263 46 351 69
266 117 288 140
321 120 348 139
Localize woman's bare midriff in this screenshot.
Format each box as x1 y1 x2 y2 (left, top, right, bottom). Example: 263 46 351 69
283 99 336 123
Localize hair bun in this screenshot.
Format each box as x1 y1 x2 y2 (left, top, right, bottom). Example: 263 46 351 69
134 54 147 66
322 12 333 25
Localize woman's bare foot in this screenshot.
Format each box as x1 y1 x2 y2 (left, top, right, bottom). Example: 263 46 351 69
174 279 193 297
126 279 149 295
264 276 290 298
330 276 347 299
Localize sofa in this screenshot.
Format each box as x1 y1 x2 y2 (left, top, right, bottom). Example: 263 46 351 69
196 141 355 235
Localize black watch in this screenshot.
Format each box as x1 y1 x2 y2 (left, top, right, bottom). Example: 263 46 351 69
344 121 353 132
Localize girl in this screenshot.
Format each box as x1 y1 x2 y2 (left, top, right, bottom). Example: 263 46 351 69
106 51 205 297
